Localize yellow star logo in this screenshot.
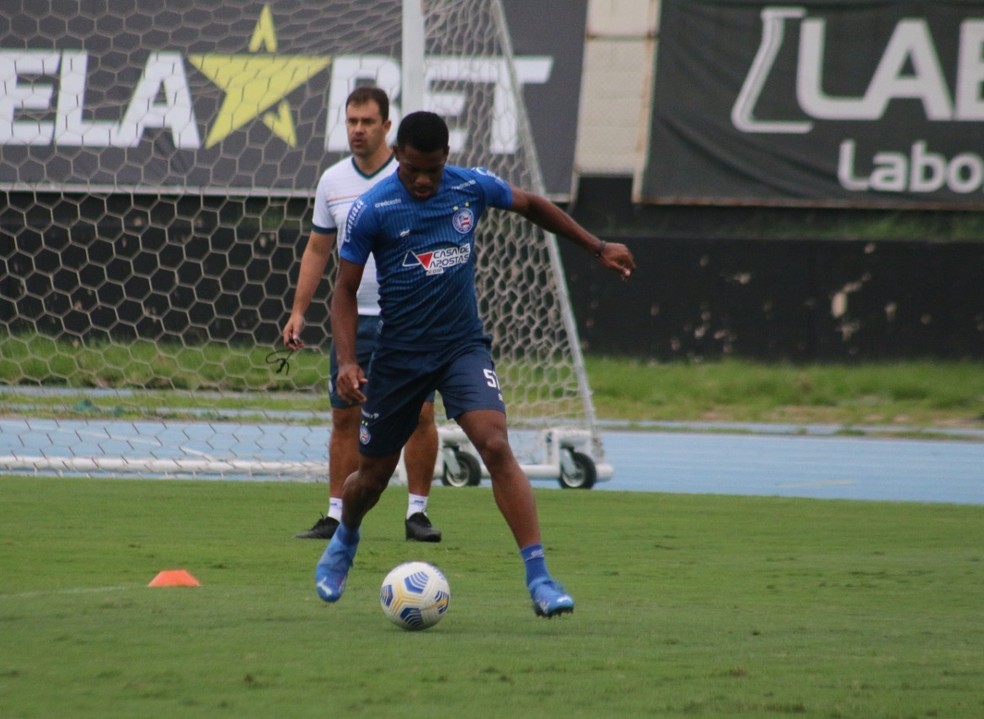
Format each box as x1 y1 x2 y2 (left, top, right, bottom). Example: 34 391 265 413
187 5 330 148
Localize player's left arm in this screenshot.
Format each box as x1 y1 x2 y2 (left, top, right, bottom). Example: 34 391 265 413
508 187 635 280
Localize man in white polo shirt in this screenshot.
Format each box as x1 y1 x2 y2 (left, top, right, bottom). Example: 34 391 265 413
282 87 441 542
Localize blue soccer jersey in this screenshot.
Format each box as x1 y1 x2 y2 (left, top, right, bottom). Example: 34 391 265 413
341 165 514 351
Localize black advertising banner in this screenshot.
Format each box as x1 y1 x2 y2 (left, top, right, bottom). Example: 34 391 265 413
643 1 984 207
0 0 585 196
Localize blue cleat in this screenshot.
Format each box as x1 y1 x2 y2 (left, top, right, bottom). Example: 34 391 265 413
529 577 574 618
314 528 359 603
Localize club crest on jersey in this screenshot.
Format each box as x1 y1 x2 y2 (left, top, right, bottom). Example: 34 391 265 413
402 244 471 275
452 206 475 234
359 424 371 445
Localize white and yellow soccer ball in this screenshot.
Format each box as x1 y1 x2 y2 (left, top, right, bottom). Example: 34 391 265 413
379 561 451 630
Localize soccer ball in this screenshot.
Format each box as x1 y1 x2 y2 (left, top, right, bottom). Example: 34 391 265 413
379 561 451 630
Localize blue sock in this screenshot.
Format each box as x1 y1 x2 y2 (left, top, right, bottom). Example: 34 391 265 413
318 523 360 566
335 522 359 547
520 543 548 589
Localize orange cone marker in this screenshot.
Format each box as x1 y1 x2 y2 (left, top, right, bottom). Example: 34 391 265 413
147 569 201 587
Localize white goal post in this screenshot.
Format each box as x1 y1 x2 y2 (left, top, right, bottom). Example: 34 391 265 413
0 0 609 486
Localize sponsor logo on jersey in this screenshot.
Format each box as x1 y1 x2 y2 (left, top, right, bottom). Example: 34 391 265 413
402 244 471 275
451 206 474 234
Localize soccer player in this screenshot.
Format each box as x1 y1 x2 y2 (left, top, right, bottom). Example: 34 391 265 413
282 88 442 543
316 111 635 617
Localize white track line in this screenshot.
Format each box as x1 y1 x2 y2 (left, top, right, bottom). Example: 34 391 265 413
0 585 133 600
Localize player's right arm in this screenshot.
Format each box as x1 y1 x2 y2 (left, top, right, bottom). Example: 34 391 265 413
330 258 367 403
282 229 335 348
330 194 376 402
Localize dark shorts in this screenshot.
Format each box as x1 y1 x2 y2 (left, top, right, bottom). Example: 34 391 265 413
328 315 380 409
358 338 507 457
329 315 437 410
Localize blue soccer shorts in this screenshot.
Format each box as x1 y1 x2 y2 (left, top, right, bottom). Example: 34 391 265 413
329 315 435 410
357 338 507 457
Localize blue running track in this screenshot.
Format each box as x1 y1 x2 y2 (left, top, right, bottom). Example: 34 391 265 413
1 418 982 504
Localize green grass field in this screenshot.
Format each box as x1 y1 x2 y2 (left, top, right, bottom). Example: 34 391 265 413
1 477 981 718
4 333 984 432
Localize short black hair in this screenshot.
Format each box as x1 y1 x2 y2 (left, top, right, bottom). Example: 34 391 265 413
346 86 389 122
396 111 449 153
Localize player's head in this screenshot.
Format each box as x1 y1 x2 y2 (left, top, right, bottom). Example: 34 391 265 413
344 86 391 160
394 111 450 200
396 111 448 153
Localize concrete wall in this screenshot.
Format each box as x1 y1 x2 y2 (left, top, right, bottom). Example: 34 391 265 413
575 0 659 177
560 234 984 361
560 179 984 360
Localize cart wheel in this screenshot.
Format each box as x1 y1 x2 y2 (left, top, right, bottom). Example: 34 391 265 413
559 450 597 489
442 449 482 487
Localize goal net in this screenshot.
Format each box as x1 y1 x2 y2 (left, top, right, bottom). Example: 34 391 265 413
0 0 602 480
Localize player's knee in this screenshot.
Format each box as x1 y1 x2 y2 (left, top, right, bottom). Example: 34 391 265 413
360 454 401 488
474 432 512 466
417 401 435 426
332 407 361 431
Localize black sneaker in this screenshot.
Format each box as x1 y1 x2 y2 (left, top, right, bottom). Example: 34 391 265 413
295 515 339 539
405 512 442 543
